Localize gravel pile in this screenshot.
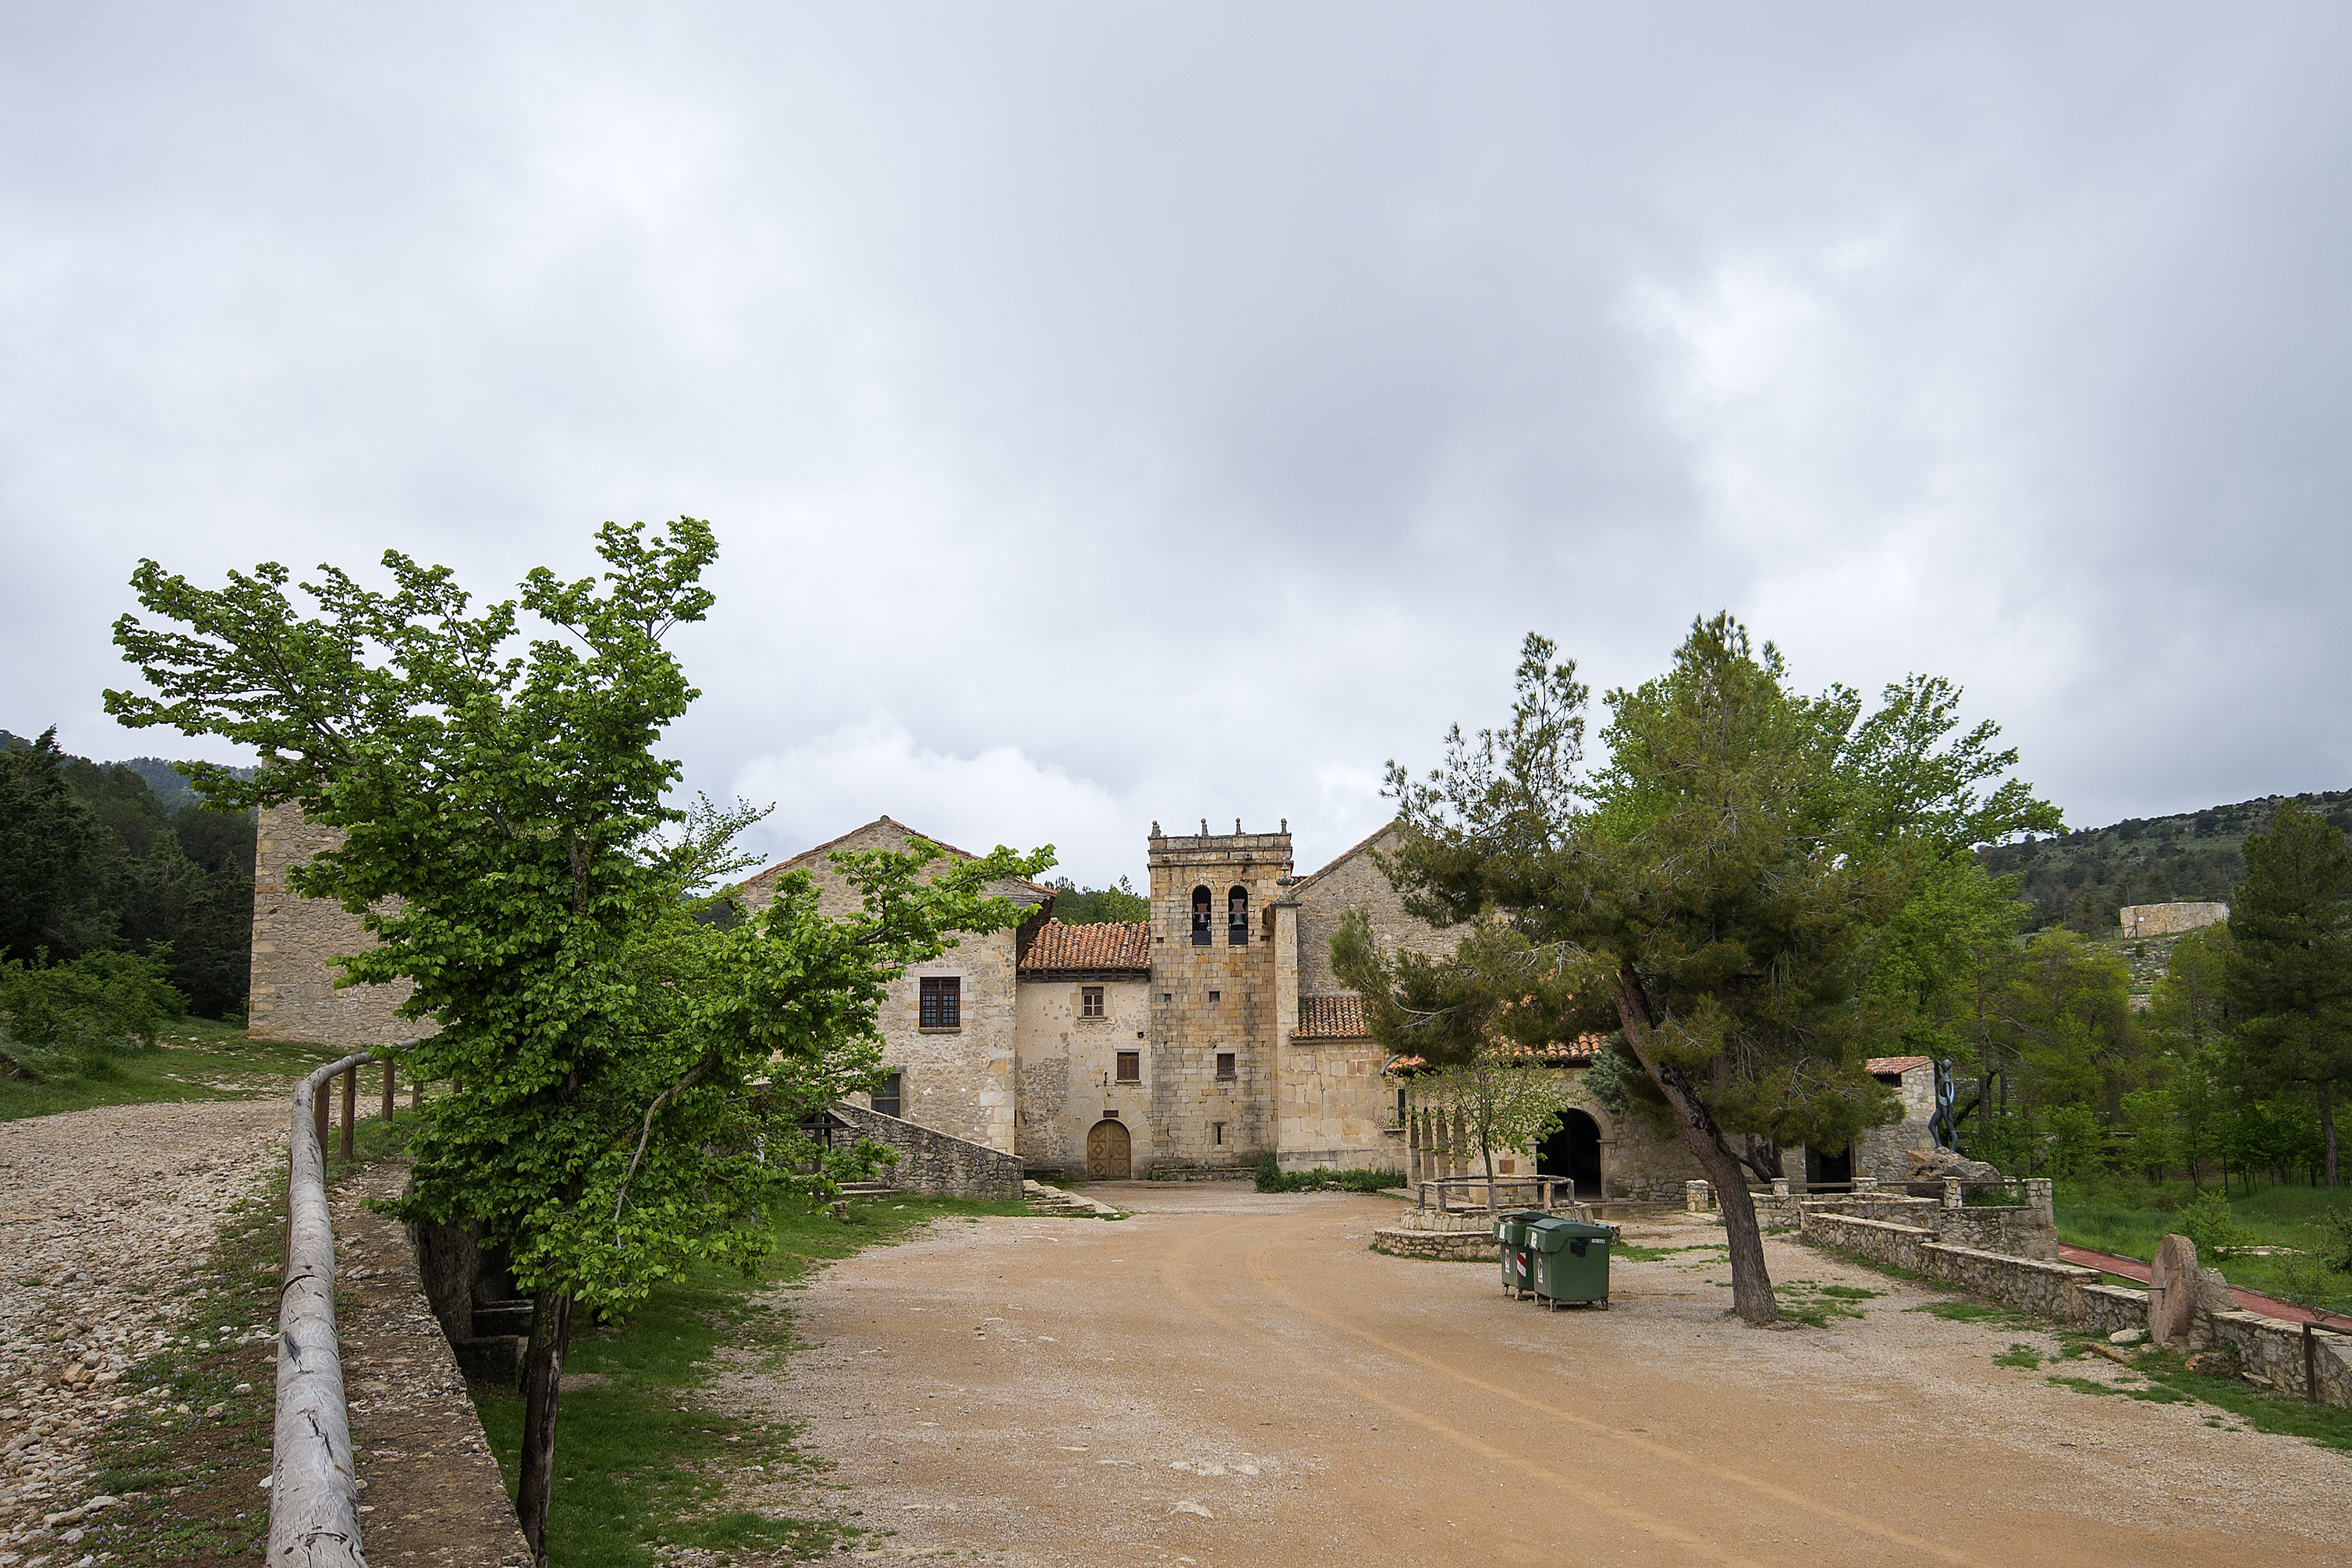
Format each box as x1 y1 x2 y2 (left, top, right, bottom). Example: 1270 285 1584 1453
0 1098 289 1561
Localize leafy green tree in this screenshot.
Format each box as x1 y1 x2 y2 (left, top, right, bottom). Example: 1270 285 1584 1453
2006 931 2139 1116
1365 618 2056 1324
2146 925 2233 1187
2118 1088 2178 1180
2226 800 2352 1187
0 946 185 1053
105 520 1052 1561
1044 875 1150 924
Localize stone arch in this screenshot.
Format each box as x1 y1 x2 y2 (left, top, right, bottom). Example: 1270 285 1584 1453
1538 1108 1604 1198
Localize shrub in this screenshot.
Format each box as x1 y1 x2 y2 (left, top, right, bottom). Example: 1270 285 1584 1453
0 948 185 1051
2177 1190 2253 1256
1253 1157 1398 1193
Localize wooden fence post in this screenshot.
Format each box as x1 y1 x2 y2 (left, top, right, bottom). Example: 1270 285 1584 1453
381 1059 395 1121
313 1079 329 1153
340 1066 357 1160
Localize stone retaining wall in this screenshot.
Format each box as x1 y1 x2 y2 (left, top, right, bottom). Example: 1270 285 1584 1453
830 1101 1025 1200
1800 1209 2352 1409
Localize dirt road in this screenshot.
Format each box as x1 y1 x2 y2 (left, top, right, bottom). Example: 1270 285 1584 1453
725 1184 2349 1568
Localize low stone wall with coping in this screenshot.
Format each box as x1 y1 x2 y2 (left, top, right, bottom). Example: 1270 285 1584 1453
1800 1208 2352 1409
830 1102 1024 1200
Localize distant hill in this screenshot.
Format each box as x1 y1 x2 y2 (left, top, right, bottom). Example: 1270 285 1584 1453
0 731 254 812
1977 788 2352 934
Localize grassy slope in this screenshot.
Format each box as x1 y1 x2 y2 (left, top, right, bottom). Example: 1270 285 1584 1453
2054 1177 2348 1307
470 1194 1040 1568
0 1015 346 1122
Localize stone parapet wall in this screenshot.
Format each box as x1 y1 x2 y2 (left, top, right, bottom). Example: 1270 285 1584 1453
1372 1227 1497 1261
830 1101 1024 1200
2119 902 2229 938
2207 1311 2352 1404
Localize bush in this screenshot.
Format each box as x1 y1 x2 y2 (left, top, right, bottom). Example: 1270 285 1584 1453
0 948 185 1051
1253 1156 1399 1193
2317 1206 2352 1275
2178 1190 2253 1256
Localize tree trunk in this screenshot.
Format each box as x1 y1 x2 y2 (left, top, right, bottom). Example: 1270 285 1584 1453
515 1290 573 1566
1611 965 1779 1326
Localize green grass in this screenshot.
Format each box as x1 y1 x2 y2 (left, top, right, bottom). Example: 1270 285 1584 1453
1992 1342 2043 1368
1772 1278 1882 1327
1615 1242 1725 1263
0 1014 345 1121
2127 1345 2352 1451
1905 1298 2037 1329
2054 1176 2348 1303
470 1193 1032 1568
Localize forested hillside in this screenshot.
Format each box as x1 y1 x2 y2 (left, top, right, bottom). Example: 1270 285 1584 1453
1979 788 2352 934
0 728 256 1017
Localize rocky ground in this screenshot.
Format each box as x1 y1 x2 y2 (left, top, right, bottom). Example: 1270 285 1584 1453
0 1098 291 1563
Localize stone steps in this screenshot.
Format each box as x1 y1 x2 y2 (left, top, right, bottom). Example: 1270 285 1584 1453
1023 1179 1123 1218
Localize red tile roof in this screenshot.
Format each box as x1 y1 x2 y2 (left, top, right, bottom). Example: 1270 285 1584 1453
1384 1035 1606 1074
1018 919 1151 975
1866 1055 1933 1076
1295 993 1370 1040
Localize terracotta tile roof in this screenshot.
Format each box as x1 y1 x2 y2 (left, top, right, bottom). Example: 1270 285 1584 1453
1295 993 1371 1040
1018 919 1151 975
1384 1034 1606 1074
1866 1055 1933 1076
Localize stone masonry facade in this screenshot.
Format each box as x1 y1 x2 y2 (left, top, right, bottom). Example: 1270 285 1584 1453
248 804 433 1048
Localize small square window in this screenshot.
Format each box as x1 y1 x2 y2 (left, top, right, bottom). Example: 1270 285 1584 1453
1216 1052 1236 1080
1208 990 1221 1003
919 976 961 1030
1162 992 1173 1003
1116 1051 1140 1082
1081 985 1105 1019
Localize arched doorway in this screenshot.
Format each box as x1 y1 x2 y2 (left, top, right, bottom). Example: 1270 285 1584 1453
1087 1119 1131 1180
1538 1110 1603 1198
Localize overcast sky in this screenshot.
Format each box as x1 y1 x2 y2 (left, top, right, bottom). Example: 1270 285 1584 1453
5 5 2349 885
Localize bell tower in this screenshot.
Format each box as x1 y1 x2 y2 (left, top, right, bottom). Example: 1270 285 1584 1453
1144 818 1293 1172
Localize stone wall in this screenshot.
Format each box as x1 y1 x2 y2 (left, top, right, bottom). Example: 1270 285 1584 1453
1291 823 1454 996
2119 901 2229 938
1013 974 1151 1175
738 817 1043 1155
1274 1038 1402 1172
2206 1311 2352 1404
1800 1212 2099 1318
1146 827 1293 1173
830 1100 1024 1200
248 806 434 1047
1853 1062 1936 1183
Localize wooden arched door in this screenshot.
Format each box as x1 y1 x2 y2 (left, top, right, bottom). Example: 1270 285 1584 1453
1087 1119 1131 1180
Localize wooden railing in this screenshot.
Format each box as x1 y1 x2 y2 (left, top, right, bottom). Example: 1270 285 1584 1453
268 1050 381 1568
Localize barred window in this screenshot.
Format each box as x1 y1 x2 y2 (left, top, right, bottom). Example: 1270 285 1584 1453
874 1071 903 1119
1116 1050 1140 1082
1216 1051 1236 1080
919 976 961 1030
1082 985 1105 1018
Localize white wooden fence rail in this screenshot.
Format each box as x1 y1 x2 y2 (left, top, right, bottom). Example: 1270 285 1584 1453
267 1050 378 1568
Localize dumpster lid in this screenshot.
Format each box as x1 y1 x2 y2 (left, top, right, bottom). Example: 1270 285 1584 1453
1525 1216 1616 1241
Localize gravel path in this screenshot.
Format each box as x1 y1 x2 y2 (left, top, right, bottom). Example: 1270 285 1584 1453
0 1098 290 1554
744 1188 2350 1567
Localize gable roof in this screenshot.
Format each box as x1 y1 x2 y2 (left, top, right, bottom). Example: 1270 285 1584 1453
1018 919 1152 975
744 816 1052 904
1287 819 1402 901
1866 1055 1933 1077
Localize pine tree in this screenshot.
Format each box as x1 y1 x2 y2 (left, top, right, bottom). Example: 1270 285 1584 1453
2226 800 2352 1187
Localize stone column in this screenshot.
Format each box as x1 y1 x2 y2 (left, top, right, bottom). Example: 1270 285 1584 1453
1852 1175 1878 1196
1686 1179 1711 1214
2022 1177 2055 1226
1942 1177 1964 1210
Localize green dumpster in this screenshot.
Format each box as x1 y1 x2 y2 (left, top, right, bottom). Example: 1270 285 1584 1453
1494 1211 1548 1298
1525 1216 1616 1309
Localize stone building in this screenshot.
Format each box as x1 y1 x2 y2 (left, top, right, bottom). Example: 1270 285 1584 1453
247 804 430 1049
746 815 1702 1193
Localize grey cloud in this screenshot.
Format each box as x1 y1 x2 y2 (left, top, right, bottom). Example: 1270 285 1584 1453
5 4 2349 885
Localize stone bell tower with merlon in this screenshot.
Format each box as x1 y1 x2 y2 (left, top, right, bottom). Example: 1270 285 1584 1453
1145 819 1292 1174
